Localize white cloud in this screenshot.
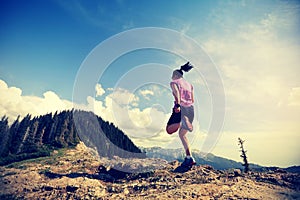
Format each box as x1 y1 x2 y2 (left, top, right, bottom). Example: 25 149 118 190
0 80 73 123
95 83 105 97
102 89 174 146
106 88 139 107
201 8 300 131
94 87 204 149
139 89 154 100
288 87 300 106
0 79 182 148
198 4 300 166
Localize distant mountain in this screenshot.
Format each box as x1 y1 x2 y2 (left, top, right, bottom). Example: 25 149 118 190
142 146 263 170
263 166 300 174
285 166 300 174
0 110 145 165
142 147 300 173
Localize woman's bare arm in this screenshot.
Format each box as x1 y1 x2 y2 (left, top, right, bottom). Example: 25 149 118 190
191 86 194 104
171 82 180 104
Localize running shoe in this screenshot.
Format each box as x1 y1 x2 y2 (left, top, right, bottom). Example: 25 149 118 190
181 157 196 167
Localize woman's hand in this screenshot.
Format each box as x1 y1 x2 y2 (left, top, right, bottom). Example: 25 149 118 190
174 106 181 113
173 102 181 113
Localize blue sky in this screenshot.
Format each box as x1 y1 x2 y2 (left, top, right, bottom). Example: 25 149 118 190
1 0 300 167
1 0 299 98
0 0 219 98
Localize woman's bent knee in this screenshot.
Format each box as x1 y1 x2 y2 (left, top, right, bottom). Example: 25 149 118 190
166 123 180 134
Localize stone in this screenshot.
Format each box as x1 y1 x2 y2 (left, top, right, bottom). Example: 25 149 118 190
66 185 78 192
233 169 242 177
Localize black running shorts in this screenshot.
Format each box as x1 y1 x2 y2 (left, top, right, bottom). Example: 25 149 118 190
167 109 181 125
167 105 194 126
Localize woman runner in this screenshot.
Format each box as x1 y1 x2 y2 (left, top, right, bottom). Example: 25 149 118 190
166 62 196 167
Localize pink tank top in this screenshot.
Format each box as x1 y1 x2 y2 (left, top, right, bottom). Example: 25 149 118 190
171 78 193 107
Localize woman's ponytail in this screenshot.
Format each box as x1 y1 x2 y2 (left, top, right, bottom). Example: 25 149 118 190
173 62 193 78
180 62 193 73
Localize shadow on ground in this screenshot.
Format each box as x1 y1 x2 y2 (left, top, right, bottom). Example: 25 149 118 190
173 165 192 173
42 167 155 183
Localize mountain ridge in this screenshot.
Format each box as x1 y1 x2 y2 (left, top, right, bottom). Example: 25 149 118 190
0 110 145 166
142 146 300 173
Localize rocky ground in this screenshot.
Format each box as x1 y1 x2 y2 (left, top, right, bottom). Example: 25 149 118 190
0 142 299 200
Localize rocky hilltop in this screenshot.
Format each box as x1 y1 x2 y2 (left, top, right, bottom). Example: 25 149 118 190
1 142 299 200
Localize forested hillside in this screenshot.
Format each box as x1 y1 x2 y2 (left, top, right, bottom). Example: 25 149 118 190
0 110 145 165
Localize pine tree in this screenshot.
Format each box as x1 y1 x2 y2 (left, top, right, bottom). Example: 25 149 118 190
40 113 54 144
0 116 9 157
8 116 20 154
54 111 67 148
238 137 249 173
11 114 31 154
49 112 59 147
22 119 39 154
